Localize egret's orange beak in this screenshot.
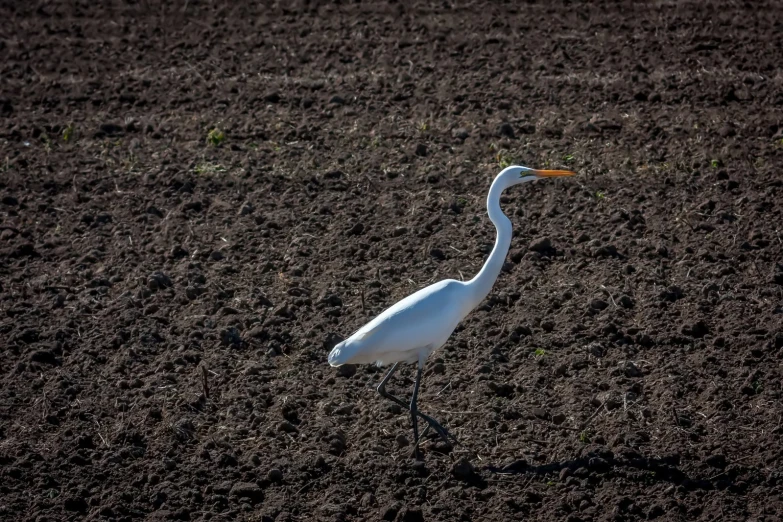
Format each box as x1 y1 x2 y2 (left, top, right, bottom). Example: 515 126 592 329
532 169 576 177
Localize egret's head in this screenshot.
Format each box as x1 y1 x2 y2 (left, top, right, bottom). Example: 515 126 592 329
501 165 576 186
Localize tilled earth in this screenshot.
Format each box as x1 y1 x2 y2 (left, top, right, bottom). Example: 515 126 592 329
2 1 783 521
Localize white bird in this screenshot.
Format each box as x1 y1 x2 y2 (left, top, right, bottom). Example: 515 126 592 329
328 165 576 458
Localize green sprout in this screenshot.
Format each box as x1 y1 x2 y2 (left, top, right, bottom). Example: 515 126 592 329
497 151 512 169
41 133 52 153
596 191 606 199
562 153 575 164
579 431 591 443
62 124 74 142
534 348 546 357
417 121 429 133
710 159 719 168
194 162 226 176
207 128 225 147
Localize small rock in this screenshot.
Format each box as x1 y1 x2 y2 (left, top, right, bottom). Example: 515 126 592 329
719 125 736 137
623 361 642 377
391 226 408 237
532 407 549 420
574 466 589 478
346 223 364 236
617 295 634 308
267 468 283 482
661 285 684 301
319 294 343 307
451 457 477 481
554 364 568 377
278 421 297 433
519 123 536 134
220 327 241 347
185 286 204 300
63 496 89 513
593 244 619 257
329 95 345 105
498 122 515 138
682 320 709 338
2 195 19 206
429 247 445 260
396 434 410 448
381 503 401 521
336 364 357 378
453 128 469 140
399 507 424 522
169 245 188 258
147 272 172 291
210 250 225 261
238 202 254 216
230 482 264 503
414 143 427 156
705 454 727 469
219 306 239 316
552 413 567 424
29 349 57 365
99 122 124 136
589 299 608 311
334 403 355 415
528 236 553 253
524 490 543 503
431 362 445 375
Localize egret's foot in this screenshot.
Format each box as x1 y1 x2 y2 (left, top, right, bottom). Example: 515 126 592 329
411 423 431 459
420 414 458 446
377 361 459 452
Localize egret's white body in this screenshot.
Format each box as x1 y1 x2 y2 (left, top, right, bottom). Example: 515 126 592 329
327 165 575 457
327 279 470 366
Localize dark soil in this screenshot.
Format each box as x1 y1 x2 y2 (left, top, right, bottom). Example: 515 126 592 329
2 1 783 521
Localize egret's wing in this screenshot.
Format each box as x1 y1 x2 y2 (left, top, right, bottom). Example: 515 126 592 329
354 321 382 341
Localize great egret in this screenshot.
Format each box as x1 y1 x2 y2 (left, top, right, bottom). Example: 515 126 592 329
328 165 576 458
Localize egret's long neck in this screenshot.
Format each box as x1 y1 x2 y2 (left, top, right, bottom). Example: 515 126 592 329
467 176 514 308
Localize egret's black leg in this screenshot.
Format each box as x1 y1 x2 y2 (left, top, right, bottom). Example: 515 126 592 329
376 363 458 447
410 364 423 459
377 362 402 397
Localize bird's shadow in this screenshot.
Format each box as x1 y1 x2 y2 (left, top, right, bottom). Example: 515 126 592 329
481 447 764 494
